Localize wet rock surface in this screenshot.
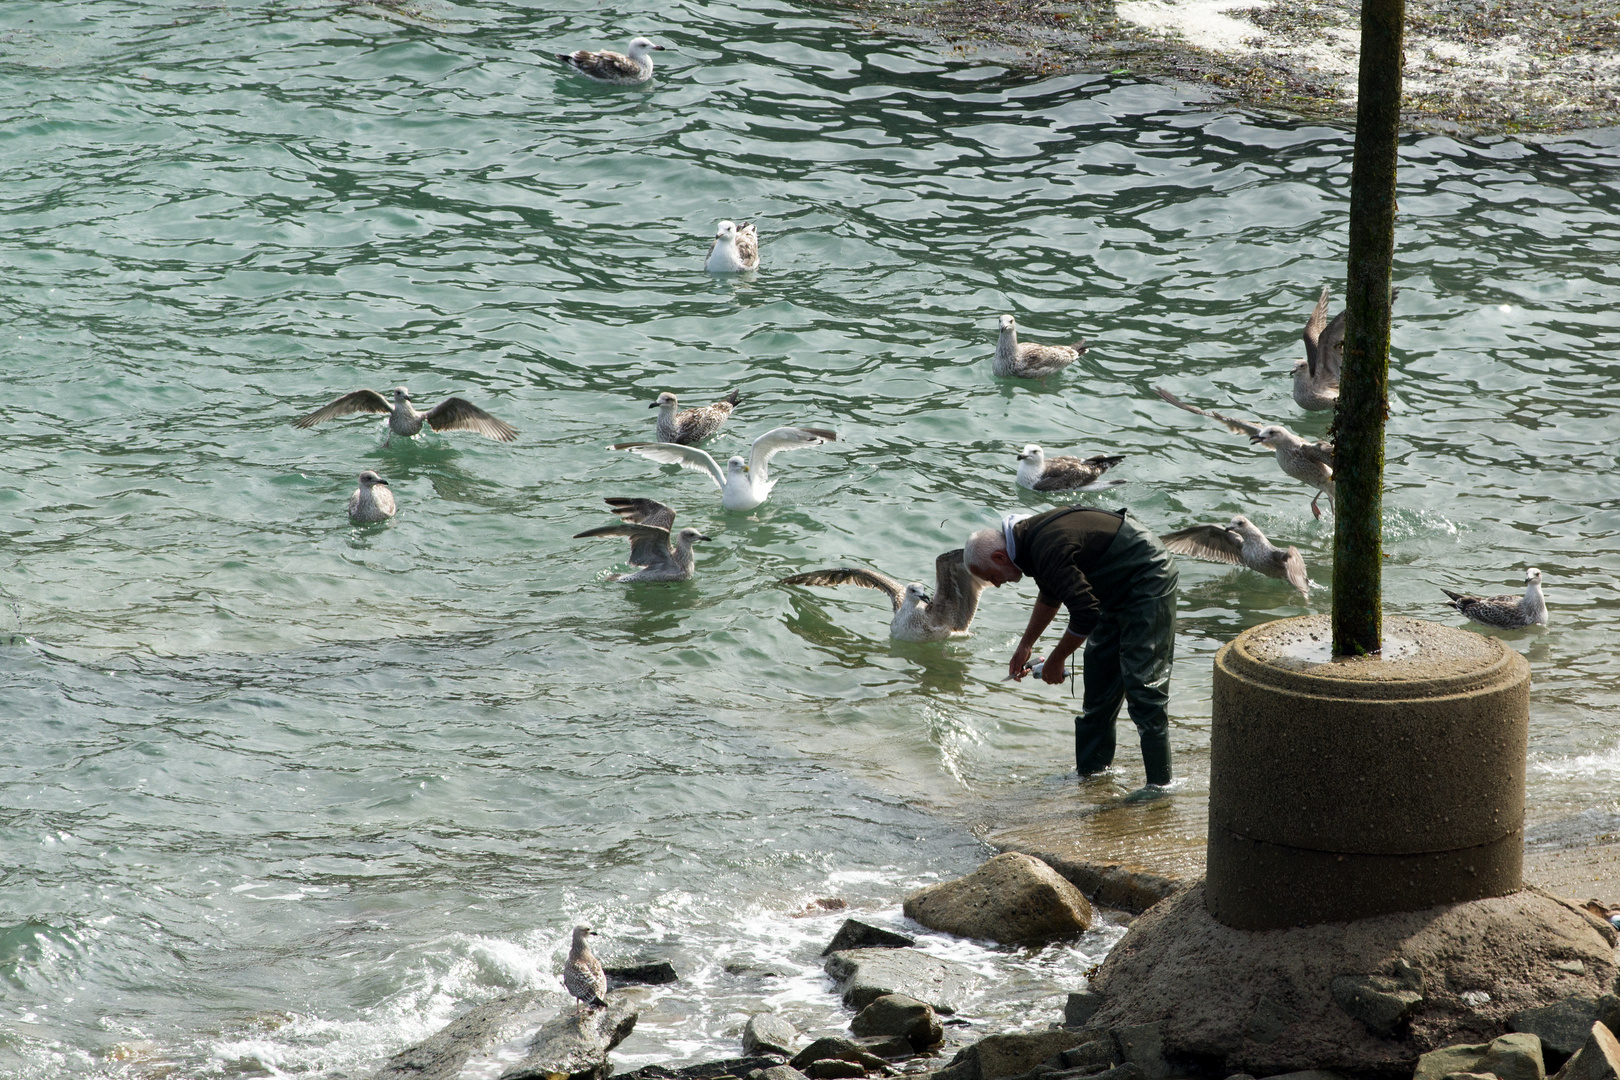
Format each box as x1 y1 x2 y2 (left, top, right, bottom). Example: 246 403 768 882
902 853 1093 945
823 919 917 955
933 1030 1091 1080
744 1013 800 1058
370 991 549 1080
500 997 640 1080
851 994 943 1051
825 948 982 1014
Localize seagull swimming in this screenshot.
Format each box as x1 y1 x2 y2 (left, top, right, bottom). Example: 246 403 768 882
1015 446 1126 493
556 37 664 85
1294 286 1345 411
1154 386 1336 518
781 549 986 642
294 387 517 447
573 498 710 582
993 314 1087 379
563 926 608 1011
705 220 759 273
614 426 837 511
1441 567 1547 629
1161 515 1309 601
346 471 396 524
652 390 741 445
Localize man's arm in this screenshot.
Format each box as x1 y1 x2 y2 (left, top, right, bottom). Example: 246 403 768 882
1010 598 1061 678
1040 626 1085 685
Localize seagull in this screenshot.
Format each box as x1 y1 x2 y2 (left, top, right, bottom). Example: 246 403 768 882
993 314 1087 379
1160 515 1309 601
613 426 837 511
652 390 741 445
293 387 517 447
563 926 609 1012
346 471 396 524
1441 567 1547 629
1292 286 1400 411
1015 446 1126 493
1154 386 1336 518
781 549 986 642
556 37 664 85
573 498 710 582
705 220 759 273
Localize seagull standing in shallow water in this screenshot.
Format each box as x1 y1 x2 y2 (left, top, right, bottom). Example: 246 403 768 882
704 221 759 273
556 37 664 85
1154 386 1336 518
993 314 1087 378
781 549 986 641
1161 515 1309 601
614 426 837 511
1441 568 1547 629
346 471 395 524
1014 445 1125 493
651 390 741 444
573 498 710 582
563 926 608 1012
294 387 517 447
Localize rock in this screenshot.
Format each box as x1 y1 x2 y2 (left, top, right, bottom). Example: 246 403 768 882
1554 1023 1620 1080
1416 1043 1492 1080
808 1062 867 1079
747 1068 812 1080
1513 999 1620 1070
1053 1038 1116 1071
499 997 639 1080
855 1035 916 1060
790 1037 890 1072
933 1030 1089 1080
371 991 548 1080
606 961 679 986
903 853 1093 945
1260 1072 1347 1080
1081 1064 1144 1080
1222 1074 1256 1080
1331 961 1426 1036
744 1014 799 1058
1111 1022 1168 1080
1442 1073 1500 1080
1065 992 1106 1029
823 919 917 956
1479 1032 1547 1080
625 1059 785 1080
851 994 942 1051
824 948 982 1014
991 846 1184 914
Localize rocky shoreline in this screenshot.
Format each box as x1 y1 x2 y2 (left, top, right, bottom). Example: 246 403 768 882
816 0 1620 136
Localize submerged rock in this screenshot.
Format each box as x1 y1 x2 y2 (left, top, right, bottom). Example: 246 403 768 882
902 853 1093 945
850 994 942 1051
371 991 548 1080
824 948 981 1014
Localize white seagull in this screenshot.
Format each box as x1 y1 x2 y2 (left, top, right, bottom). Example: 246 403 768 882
993 314 1087 379
294 387 517 447
346 471 396 524
1155 386 1336 518
563 926 609 1012
1015 445 1126 493
1160 515 1309 601
573 498 710 583
556 37 664 85
705 220 759 273
781 549 986 642
1441 568 1547 629
614 426 837 511
651 390 741 445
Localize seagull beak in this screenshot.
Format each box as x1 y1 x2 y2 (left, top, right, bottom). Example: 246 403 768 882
1248 434 1265 444
1016 453 1028 460
698 534 713 542
654 44 667 50
376 478 390 486
648 401 660 409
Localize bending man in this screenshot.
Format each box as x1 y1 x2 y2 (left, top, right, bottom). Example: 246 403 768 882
965 506 1179 786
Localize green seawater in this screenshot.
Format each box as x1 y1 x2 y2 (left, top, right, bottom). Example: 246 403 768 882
1 0 1618 1075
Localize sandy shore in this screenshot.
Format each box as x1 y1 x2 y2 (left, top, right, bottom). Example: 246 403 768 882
823 0 1620 135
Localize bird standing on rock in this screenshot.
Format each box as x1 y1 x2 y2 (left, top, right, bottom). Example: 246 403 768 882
564 925 608 1011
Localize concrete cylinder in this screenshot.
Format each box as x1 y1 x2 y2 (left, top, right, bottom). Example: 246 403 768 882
1205 614 1530 930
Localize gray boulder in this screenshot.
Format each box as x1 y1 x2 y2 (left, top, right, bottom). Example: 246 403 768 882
824 948 982 1014
790 1037 890 1072
747 1068 812 1080
1064 992 1106 1029
1513 999 1620 1069
500 997 639 1080
371 991 548 1080
1112 1022 1168 1080
822 919 916 955
1331 960 1425 1036
1260 1072 1347 1080
1416 1043 1494 1080
903 853 1093 945
625 1059 784 1080
744 1013 799 1057
933 1030 1090 1080
854 1035 916 1060
1415 1034 1544 1080
1052 1038 1116 1071
850 994 942 1050
606 961 679 986
1555 1023 1620 1080
806 1062 865 1079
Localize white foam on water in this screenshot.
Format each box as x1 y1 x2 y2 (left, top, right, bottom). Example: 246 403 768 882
1532 743 1620 779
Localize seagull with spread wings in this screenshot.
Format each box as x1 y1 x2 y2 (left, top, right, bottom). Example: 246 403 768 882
573 498 711 582
294 386 517 446
613 426 837 511
1154 386 1336 518
1160 515 1309 601
781 549 986 641
1293 286 1345 411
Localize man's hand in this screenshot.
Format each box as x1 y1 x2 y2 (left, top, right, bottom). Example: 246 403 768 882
1041 659 1067 685
1009 644 1032 680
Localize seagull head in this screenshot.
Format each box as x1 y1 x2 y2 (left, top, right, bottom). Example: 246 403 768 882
726 455 748 477
904 582 932 607
358 471 388 487
571 925 594 944
998 314 1016 333
652 391 678 410
1225 514 1258 540
714 220 737 243
1249 425 1286 447
627 37 664 55
392 387 411 404
679 527 712 544
1525 567 1542 585
1016 444 1043 463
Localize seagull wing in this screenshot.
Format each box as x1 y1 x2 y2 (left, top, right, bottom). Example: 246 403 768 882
1034 454 1124 492
603 497 677 532
293 389 391 428
780 567 905 612
573 522 673 569
422 397 518 442
1153 386 1262 438
736 223 759 267
1302 286 1330 378
1300 439 1336 469
1160 524 1245 567
1281 546 1310 598
1317 308 1346 383
617 442 726 489
928 549 982 632
747 426 837 484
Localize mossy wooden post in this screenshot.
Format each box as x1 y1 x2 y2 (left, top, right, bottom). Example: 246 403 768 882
1333 0 1404 657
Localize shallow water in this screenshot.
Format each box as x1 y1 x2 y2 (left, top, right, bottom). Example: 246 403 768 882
2 0 1619 1076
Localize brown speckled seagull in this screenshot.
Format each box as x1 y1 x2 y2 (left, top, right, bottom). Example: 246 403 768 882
563 925 608 1011
1161 515 1309 601
294 387 517 447
652 390 741 444
557 37 664 85
1154 386 1335 518
993 314 1087 378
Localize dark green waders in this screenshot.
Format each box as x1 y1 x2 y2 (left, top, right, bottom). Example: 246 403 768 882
1073 515 1178 786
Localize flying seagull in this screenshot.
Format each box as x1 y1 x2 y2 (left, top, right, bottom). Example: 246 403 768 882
614 426 837 511
1015 445 1126 493
1441 567 1547 629
346 471 396 524
1154 386 1336 518
993 314 1087 379
294 387 517 446
781 549 986 642
556 37 664 85
1160 515 1309 601
705 220 759 273
563 926 608 1011
573 498 710 582
651 390 741 445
